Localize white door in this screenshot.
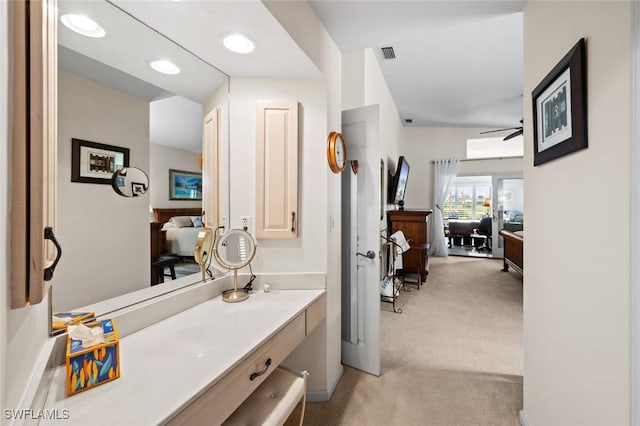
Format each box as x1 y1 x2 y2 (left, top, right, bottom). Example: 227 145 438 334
491 175 524 258
341 105 381 376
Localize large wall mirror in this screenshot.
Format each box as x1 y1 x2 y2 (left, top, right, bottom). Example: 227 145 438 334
51 0 230 326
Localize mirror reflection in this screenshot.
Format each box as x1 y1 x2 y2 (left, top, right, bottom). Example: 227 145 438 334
215 229 257 269
52 0 230 318
215 229 257 304
111 167 149 198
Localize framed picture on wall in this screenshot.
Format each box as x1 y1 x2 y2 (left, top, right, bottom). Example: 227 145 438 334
169 169 202 200
71 138 130 184
532 38 588 166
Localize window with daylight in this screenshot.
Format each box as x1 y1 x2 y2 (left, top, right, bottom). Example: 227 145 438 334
443 176 492 220
466 136 523 159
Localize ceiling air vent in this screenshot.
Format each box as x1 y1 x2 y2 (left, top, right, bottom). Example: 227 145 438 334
381 46 395 60
405 119 413 124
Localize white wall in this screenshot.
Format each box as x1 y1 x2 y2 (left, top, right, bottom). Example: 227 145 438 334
229 77 327 273
251 0 344 397
54 71 150 311
522 2 630 425
149 144 201 209
401 127 523 209
362 48 403 176
342 48 403 179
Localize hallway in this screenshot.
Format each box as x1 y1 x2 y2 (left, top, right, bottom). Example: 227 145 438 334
304 256 523 425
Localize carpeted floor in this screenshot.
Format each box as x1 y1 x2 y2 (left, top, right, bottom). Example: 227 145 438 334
304 256 523 426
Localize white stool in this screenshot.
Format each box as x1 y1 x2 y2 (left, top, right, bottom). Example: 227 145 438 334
223 367 308 426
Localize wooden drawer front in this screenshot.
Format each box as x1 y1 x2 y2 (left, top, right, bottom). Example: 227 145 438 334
306 294 326 336
167 313 306 426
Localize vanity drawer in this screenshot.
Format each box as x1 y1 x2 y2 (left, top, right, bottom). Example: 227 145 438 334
306 293 326 336
167 312 306 426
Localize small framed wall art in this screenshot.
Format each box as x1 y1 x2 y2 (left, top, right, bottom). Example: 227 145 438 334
532 38 587 166
169 169 202 200
71 138 130 184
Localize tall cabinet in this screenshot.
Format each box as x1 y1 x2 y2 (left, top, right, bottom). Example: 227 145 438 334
387 209 433 282
255 101 299 239
11 0 58 308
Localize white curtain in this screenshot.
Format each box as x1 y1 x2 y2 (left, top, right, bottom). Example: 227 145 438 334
431 159 460 257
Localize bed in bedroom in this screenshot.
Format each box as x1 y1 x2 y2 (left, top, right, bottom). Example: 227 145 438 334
499 229 523 275
153 208 203 257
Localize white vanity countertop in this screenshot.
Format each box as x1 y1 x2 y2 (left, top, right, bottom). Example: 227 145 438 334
41 289 325 425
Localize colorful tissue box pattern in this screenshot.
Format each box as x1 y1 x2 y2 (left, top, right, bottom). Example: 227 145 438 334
51 311 95 333
66 319 120 396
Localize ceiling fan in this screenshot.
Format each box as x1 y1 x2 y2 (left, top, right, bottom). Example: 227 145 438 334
480 119 523 141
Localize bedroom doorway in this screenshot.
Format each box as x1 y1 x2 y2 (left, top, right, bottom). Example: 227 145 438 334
445 173 523 259
491 176 524 258
444 175 493 258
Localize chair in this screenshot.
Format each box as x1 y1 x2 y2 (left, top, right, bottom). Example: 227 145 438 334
474 217 492 251
151 256 179 285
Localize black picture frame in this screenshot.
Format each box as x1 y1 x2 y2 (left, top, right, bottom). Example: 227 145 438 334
532 38 587 166
71 138 130 184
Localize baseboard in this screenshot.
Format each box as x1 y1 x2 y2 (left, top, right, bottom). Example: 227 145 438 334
519 410 529 426
306 365 344 402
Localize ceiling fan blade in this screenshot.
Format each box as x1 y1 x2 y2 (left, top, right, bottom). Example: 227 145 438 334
480 126 521 135
503 128 524 141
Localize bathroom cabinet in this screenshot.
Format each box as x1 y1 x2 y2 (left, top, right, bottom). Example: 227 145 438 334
10 0 58 308
255 101 299 239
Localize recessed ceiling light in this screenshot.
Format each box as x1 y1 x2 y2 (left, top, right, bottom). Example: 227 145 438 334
223 33 255 54
60 14 106 38
150 60 181 75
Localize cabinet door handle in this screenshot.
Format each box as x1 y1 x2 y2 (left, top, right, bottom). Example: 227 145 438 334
250 358 272 381
43 227 62 281
291 212 296 232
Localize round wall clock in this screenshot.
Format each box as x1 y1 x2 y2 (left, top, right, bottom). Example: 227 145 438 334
327 132 347 173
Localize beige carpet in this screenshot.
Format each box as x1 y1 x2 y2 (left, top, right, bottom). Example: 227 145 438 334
304 256 523 426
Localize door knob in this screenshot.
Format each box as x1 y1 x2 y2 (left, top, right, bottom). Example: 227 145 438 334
357 250 376 259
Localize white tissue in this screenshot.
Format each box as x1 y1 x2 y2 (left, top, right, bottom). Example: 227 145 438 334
67 323 104 348
390 230 411 270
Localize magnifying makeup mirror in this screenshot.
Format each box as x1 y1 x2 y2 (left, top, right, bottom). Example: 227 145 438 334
194 227 215 282
111 167 150 197
214 229 257 303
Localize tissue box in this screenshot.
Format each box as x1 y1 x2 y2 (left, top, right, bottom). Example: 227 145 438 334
66 319 120 396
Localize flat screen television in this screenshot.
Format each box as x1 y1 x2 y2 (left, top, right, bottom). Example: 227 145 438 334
388 156 410 207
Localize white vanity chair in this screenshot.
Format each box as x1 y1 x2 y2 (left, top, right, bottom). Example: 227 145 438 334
224 366 308 426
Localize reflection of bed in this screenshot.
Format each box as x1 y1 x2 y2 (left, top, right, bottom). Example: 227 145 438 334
153 208 203 257
164 227 202 257
499 229 523 274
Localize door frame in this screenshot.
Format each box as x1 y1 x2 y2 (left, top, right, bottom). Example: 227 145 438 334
630 2 640 424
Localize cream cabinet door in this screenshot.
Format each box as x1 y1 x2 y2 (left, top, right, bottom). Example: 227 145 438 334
202 108 220 229
255 101 299 239
11 0 58 308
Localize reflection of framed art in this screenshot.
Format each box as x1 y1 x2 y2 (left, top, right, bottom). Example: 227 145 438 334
71 138 130 184
131 182 146 197
532 38 587 166
169 169 202 200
